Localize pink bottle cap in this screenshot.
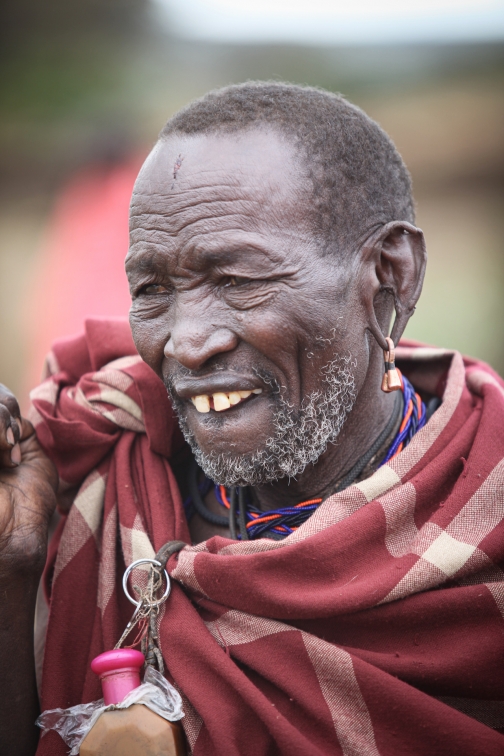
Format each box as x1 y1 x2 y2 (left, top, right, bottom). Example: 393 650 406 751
91 649 145 705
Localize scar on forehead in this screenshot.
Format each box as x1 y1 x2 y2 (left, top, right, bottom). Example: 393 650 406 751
173 154 184 180
171 154 184 189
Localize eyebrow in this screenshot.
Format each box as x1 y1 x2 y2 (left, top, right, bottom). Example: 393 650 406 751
189 245 270 269
126 232 288 280
125 247 171 276
185 234 288 270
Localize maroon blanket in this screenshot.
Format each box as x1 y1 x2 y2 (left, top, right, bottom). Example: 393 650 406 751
31 318 504 755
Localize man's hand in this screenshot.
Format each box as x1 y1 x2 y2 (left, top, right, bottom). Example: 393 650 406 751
0 384 57 578
0 383 58 756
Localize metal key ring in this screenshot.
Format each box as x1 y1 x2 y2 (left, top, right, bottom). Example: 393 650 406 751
122 558 171 608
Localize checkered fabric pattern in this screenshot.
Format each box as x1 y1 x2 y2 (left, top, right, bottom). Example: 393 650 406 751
32 319 504 756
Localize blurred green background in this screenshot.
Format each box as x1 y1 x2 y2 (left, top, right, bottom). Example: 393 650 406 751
1 0 503 403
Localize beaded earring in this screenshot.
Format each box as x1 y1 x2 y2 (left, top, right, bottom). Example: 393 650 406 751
381 337 403 393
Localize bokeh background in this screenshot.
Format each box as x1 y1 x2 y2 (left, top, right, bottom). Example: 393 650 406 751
1 0 503 407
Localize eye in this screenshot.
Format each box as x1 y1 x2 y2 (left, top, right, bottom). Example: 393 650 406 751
225 276 253 287
137 283 169 296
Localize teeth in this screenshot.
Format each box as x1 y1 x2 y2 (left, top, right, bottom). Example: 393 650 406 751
190 388 263 413
213 393 231 412
192 395 210 413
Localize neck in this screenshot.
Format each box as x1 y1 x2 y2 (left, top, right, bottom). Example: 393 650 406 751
251 363 398 512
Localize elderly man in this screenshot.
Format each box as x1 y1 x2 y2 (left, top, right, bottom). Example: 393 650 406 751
1 82 504 756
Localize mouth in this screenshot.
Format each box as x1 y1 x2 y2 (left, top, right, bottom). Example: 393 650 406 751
170 372 268 416
190 388 262 413
168 372 279 466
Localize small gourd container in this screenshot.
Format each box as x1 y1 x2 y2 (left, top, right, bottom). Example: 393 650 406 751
79 649 185 756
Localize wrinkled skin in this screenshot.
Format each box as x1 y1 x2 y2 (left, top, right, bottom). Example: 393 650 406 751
0 126 425 752
127 129 426 537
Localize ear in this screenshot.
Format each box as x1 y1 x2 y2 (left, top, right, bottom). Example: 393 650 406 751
359 221 427 351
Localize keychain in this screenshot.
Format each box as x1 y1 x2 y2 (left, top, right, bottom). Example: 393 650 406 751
116 556 171 671
37 557 186 756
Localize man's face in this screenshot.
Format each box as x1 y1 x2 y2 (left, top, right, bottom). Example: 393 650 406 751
126 129 362 485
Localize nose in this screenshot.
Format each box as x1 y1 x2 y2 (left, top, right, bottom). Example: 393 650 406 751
164 300 239 371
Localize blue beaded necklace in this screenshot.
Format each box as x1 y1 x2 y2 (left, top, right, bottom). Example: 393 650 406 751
382 372 426 464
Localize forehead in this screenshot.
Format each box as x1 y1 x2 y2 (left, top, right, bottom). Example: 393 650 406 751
133 127 305 194
129 129 311 242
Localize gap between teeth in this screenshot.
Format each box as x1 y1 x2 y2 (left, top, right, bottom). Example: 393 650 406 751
191 389 262 413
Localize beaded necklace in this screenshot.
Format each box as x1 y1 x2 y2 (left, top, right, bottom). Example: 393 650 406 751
382 370 426 464
215 486 322 539
185 371 427 541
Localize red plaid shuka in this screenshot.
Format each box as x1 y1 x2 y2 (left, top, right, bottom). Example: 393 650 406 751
31 318 504 756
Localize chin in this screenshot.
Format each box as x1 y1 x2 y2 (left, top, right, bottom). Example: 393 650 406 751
191 444 282 488
188 423 272 465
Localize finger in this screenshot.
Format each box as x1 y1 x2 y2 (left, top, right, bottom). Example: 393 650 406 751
0 385 37 467
0 404 19 446
0 383 21 422
0 400 22 468
19 416 35 443
10 444 21 465
0 384 21 446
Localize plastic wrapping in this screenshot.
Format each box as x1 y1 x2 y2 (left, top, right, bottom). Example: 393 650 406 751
36 666 184 755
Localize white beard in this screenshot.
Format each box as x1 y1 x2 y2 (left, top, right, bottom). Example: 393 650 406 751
169 355 357 487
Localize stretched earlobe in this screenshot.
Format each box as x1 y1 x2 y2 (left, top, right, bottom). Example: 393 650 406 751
367 308 390 353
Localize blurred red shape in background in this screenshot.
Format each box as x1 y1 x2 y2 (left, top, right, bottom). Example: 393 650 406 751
23 156 144 399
